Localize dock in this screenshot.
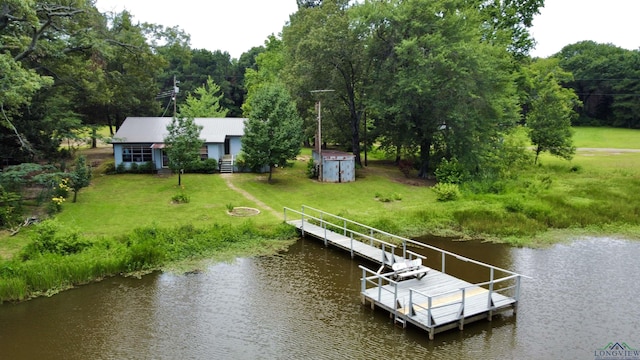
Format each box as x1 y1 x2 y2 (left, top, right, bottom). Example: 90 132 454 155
284 206 524 340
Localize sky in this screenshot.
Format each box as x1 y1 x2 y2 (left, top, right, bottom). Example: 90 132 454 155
96 0 639 59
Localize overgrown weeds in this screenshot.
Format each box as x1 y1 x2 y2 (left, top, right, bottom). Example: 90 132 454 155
0 220 297 303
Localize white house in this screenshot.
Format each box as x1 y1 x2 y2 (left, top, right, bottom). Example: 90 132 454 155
112 117 245 172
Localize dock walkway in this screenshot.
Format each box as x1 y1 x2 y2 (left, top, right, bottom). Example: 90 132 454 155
284 206 524 340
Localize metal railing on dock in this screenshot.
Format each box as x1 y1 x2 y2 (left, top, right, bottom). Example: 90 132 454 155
284 206 425 267
284 205 528 339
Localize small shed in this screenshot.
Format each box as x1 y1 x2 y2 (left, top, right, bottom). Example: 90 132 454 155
312 150 356 183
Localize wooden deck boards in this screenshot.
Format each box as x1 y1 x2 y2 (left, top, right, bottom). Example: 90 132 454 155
286 215 518 340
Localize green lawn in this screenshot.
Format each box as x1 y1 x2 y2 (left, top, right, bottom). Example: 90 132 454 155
3 126 640 256
572 127 640 149
3 127 640 302
55 174 281 237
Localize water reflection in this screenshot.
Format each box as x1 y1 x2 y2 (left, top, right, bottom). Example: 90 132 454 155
1 236 639 359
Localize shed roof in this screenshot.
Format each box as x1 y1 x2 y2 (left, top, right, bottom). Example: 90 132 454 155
112 117 246 144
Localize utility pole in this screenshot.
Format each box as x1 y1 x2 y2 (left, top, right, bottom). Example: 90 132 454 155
310 89 334 182
173 75 180 118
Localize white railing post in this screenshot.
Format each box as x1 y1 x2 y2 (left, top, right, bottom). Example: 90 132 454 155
427 296 433 327
393 282 398 320
343 220 347 236
460 288 466 319
409 290 414 317
487 267 495 309
402 241 407 259
350 232 354 258
323 223 328 246
442 252 446 274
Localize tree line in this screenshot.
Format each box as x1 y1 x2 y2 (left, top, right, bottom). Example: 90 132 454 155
2 0 639 175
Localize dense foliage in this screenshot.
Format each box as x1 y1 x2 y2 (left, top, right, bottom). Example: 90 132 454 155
0 220 297 303
242 83 304 182
164 116 204 186
3 0 639 231
555 41 640 128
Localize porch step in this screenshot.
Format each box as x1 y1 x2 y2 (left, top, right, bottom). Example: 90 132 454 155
220 160 233 174
157 168 172 176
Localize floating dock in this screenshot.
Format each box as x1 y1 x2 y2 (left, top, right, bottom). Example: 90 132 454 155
284 206 524 340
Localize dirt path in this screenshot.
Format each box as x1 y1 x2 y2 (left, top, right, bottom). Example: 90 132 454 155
577 148 640 153
220 174 282 219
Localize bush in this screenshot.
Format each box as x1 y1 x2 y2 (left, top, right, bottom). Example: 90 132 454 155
20 220 92 260
129 162 139 173
101 160 117 175
0 185 22 228
185 158 218 174
435 158 468 184
433 183 461 202
306 157 317 179
171 192 190 204
138 161 156 174
116 162 127 173
375 192 402 202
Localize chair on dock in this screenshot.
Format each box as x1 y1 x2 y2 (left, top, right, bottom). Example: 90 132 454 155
391 258 429 281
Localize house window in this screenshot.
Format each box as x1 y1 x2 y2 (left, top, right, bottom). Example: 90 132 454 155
200 146 208 160
122 145 152 162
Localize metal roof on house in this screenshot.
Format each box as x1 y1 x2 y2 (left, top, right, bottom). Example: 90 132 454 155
112 117 246 144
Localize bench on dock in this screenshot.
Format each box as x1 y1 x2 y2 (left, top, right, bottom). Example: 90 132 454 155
392 258 429 280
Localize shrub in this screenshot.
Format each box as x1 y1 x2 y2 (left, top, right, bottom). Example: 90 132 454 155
21 220 92 260
138 161 156 174
171 192 190 204
433 183 461 202
49 196 65 214
435 158 467 184
52 178 71 198
116 162 127 173
0 185 22 228
185 158 218 174
101 160 117 174
504 197 524 213
306 157 317 179
235 153 248 172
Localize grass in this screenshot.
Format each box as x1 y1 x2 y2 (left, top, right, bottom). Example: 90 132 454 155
572 127 640 149
1 126 640 301
54 173 280 237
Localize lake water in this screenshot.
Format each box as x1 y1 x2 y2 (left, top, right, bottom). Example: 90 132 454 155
1 236 639 359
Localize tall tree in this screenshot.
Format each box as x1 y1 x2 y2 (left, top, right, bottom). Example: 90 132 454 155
242 83 303 182
179 76 229 118
557 41 640 128
362 0 520 178
164 116 203 186
474 0 545 57
283 0 368 166
0 0 98 160
524 58 579 163
103 11 164 132
243 36 285 115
